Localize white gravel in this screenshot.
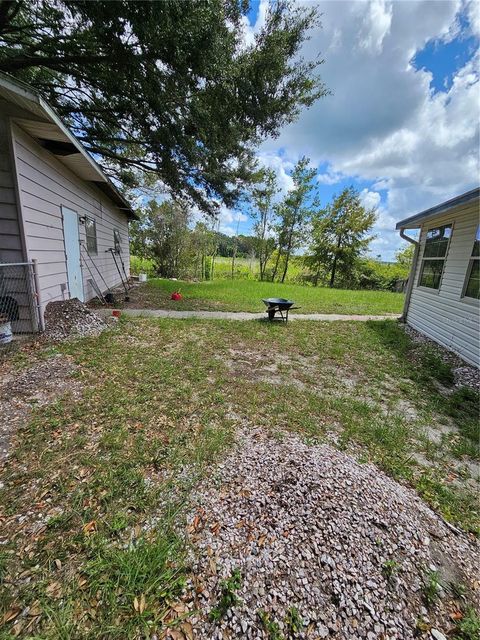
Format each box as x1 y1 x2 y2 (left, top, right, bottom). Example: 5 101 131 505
186 428 479 639
403 325 479 391
43 299 106 341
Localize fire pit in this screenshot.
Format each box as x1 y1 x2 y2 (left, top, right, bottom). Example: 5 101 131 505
262 298 299 322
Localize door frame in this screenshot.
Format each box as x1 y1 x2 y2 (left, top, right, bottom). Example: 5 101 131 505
61 206 84 302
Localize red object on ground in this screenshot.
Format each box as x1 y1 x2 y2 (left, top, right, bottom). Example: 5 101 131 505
112 309 121 317
171 292 182 301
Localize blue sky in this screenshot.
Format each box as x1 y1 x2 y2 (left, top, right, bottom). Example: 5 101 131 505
218 0 479 261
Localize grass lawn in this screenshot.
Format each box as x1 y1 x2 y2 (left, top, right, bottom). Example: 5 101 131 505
0 318 478 638
120 278 404 315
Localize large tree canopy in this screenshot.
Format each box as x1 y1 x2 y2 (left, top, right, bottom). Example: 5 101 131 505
0 0 327 213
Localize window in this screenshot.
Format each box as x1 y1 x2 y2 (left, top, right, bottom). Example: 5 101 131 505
463 226 480 300
418 224 452 289
113 229 122 254
85 217 97 254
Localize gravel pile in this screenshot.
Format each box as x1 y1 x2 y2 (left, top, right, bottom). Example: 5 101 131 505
403 325 479 391
43 299 106 341
186 428 479 640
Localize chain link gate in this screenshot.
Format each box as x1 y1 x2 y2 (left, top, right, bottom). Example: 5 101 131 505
0 261 41 349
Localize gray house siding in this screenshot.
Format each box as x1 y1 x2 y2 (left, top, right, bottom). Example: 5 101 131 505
0 113 23 263
12 123 130 314
406 201 480 367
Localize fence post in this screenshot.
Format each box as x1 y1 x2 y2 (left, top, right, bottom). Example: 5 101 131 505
31 259 45 331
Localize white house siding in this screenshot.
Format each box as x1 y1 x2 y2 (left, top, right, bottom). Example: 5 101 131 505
0 114 23 263
11 124 130 314
407 201 480 367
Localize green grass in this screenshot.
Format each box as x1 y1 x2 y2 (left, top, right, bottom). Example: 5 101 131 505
125 277 404 314
0 317 478 637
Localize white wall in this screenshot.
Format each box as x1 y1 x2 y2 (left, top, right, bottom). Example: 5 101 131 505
11 124 130 314
407 200 480 367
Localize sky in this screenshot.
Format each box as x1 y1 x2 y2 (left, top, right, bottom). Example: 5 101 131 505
216 0 480 261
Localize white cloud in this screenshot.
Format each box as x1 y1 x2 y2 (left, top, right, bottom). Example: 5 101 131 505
358 0 393 54
465 0 480 37
240 0 269 48
317 169 344 185
256 151 295 196
258 0 478 260
359 188 381 210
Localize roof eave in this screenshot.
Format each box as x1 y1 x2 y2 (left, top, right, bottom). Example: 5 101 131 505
396 187 480 230
0 72 137 220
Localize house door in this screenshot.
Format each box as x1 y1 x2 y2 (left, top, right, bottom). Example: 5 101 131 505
62 207 84 301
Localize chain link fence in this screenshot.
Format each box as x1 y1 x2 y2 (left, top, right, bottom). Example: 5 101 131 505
0 262 41 350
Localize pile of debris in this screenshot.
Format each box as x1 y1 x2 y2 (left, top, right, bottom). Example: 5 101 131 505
186 428 479 640
43 299 106 341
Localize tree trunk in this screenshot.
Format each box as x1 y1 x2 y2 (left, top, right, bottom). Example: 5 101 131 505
329 234 342 288
272 249 282 282
280 228 294 283
259 250 265 281
280 250 290 283
231 247 236 279
232 219 240 279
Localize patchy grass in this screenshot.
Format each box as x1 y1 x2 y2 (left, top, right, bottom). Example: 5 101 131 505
0 317 478 637
209 569 242 621
118 278 404 315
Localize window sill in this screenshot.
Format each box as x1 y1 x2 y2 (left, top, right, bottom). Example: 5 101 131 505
416 286 441 295
460 296 480 308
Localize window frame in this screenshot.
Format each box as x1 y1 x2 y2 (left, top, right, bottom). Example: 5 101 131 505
416 222 453 293
461 225 480 304
113 229 122 255
85 216 98 255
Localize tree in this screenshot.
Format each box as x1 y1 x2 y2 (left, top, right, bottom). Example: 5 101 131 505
250 168 279 280
272 157 318 283
128 209 151 259
190 222 216 280
395 243 415 267
307 187 377 288
0 0 328 213
141 200 191 277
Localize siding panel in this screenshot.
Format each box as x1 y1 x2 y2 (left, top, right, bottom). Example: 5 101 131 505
0 113 23 263
12 124 130 310
407 204 480 366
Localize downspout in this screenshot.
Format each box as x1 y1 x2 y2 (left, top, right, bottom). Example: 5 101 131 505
399 228 419 323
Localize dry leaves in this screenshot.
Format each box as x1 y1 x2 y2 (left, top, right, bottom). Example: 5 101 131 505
45 581 62 598
82 520 97 535
133 594 146 614
2 607 20 625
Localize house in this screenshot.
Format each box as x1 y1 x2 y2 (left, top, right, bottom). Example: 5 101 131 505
0 73 136 334
397 188 480 367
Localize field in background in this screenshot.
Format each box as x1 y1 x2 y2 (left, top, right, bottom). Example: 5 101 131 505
130 255 306 282
122 278 405 315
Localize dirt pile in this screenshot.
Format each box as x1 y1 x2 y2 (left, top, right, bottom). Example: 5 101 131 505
186 428 479 640
43 299 106 341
